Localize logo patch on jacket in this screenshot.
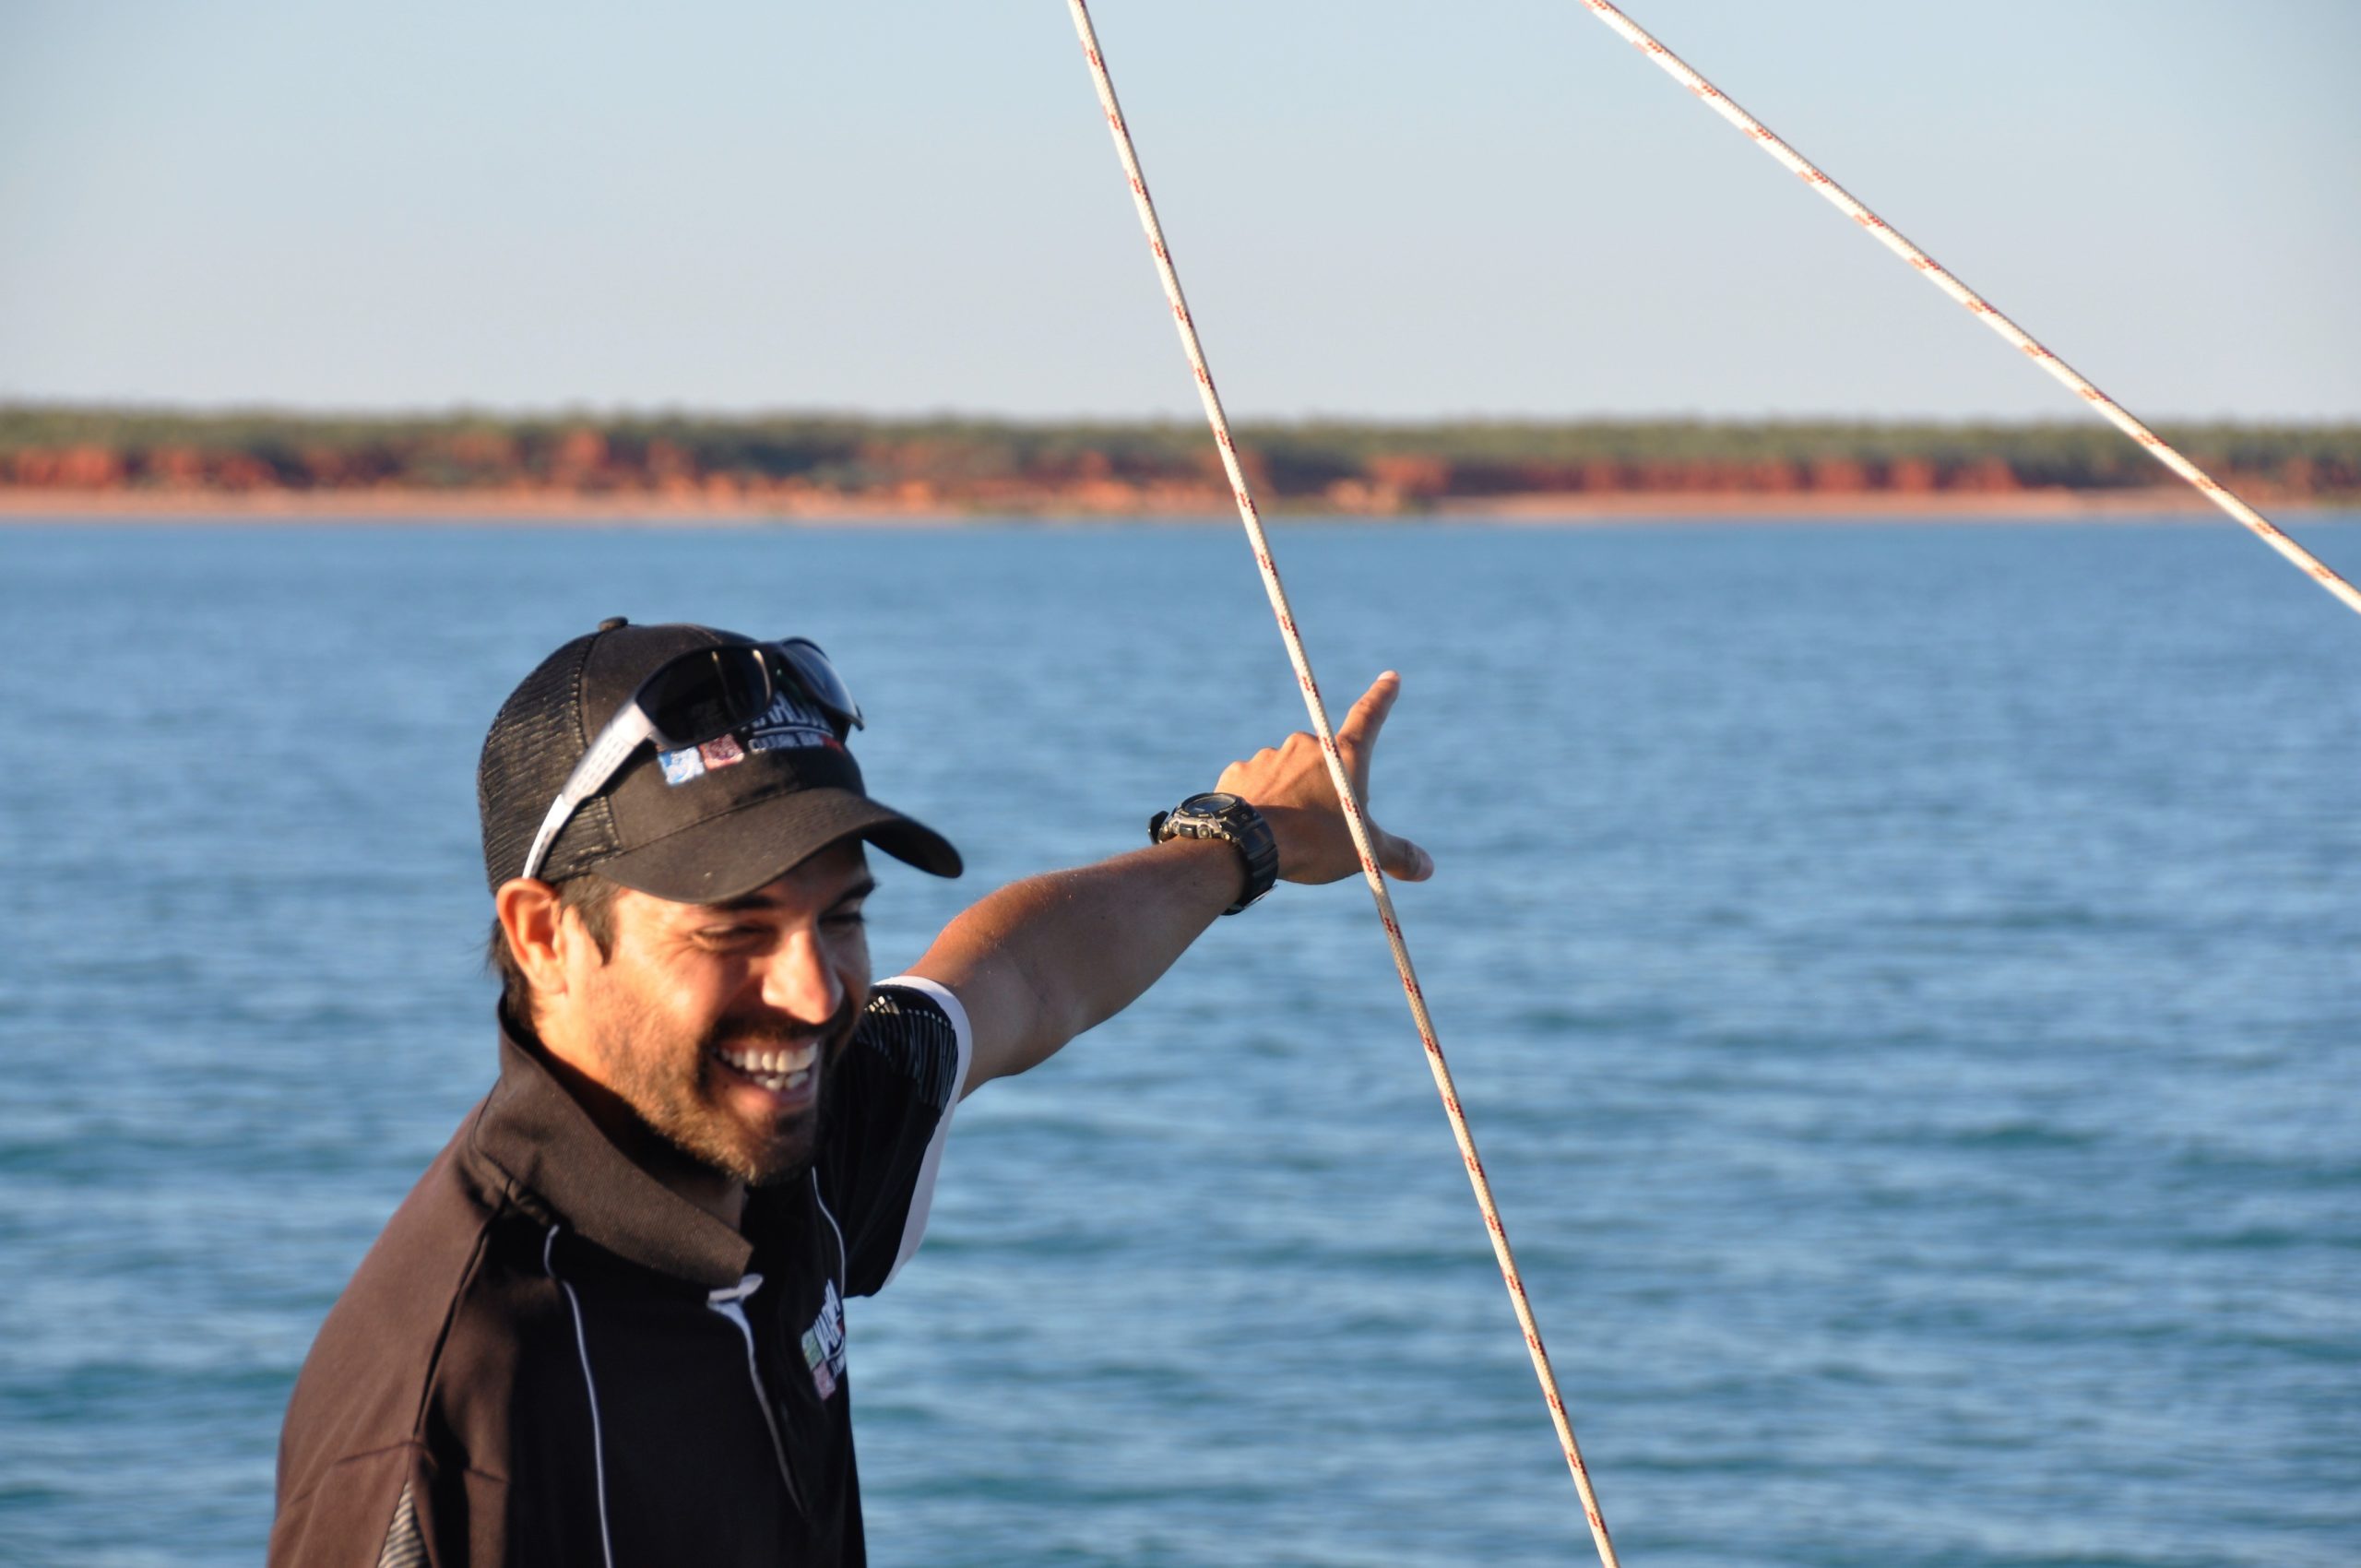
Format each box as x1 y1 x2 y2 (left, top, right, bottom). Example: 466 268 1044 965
801 1280 847 1400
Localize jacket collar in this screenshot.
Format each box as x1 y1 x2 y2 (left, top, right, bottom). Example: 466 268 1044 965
470 1012 758 1289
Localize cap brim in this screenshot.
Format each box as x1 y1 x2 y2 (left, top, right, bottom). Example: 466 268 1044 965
594 787 962 903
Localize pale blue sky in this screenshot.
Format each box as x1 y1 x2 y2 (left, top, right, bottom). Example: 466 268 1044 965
3 0 2355 421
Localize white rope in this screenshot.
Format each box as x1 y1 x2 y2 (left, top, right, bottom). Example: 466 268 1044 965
1062 6 1621 1562
1572 0 2361 618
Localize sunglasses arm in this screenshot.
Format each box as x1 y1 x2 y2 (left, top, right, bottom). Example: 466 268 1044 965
517 706 662 883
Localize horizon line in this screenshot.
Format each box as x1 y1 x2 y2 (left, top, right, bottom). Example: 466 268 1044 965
6 398 2359 432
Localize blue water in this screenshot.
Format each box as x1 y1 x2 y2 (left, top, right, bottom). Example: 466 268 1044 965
3 518 2357 1566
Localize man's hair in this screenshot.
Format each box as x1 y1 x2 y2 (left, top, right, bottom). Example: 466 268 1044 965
487 875 623 1026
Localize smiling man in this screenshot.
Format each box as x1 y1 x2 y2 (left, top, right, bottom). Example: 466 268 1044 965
268 618 1428 1567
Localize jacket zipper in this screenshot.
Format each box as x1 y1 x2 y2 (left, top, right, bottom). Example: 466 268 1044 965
706 1275 803 1515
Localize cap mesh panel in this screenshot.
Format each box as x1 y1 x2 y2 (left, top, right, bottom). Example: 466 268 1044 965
477 632 622 888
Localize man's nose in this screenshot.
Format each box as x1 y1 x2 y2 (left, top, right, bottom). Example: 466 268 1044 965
759 929 843 1025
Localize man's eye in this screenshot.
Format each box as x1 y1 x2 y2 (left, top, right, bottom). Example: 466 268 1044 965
697 926 763 945
825 908 867 929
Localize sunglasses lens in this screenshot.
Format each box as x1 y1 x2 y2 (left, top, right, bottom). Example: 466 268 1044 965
641 647 772 745
774 639 863 731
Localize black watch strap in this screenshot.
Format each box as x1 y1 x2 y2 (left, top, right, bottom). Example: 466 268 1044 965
1148 791 1280 915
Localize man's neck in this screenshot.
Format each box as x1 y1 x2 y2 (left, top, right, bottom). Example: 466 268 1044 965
516 1008 750 1229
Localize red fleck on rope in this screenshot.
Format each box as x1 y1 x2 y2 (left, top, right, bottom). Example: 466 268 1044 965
1062 5 1621 1563
1573 0 2361 618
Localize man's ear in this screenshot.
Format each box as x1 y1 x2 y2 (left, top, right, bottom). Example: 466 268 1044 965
495 879 570 1003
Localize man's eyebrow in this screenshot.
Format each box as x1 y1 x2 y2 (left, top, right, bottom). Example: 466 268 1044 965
704 876 877 915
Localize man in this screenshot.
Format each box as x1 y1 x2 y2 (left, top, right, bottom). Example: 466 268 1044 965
270 617 1427 1565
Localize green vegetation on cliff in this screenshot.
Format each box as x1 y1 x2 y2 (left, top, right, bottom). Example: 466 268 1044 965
3 405 2355 506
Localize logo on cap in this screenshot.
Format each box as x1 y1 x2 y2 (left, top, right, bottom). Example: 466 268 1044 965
744 689 838 755
655 692 835 788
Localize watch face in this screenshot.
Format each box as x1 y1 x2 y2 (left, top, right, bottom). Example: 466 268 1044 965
1188 792 1239 815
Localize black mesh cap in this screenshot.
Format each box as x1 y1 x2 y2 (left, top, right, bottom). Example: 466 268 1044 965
477 619 961 901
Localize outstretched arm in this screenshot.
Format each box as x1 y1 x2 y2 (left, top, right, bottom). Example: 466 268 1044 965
909 672 1432 1095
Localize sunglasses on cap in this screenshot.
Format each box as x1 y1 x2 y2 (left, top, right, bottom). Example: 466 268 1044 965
519 637 862 884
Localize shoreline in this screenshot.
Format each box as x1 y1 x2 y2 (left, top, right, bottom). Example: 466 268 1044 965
1 484 2345 526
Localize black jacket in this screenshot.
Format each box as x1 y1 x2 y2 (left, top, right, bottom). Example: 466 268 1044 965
269 979 969 1566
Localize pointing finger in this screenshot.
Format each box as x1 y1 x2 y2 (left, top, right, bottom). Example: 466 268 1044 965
1335 671 1402 770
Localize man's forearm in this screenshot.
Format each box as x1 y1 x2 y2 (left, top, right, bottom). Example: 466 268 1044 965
912 837 1241 1090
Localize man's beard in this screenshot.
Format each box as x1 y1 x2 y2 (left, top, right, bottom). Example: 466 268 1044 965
596 991 861 1189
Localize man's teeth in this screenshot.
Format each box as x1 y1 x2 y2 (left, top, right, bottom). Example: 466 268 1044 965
717 1043 816 1090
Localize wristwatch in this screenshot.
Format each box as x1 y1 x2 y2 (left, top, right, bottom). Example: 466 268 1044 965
1148 791 1280 915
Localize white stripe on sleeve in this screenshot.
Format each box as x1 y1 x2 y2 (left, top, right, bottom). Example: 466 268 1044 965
872 974 972 1289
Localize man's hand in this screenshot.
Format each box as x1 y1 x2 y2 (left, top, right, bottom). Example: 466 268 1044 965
918 669 1430 1095
1217 671 1432 885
